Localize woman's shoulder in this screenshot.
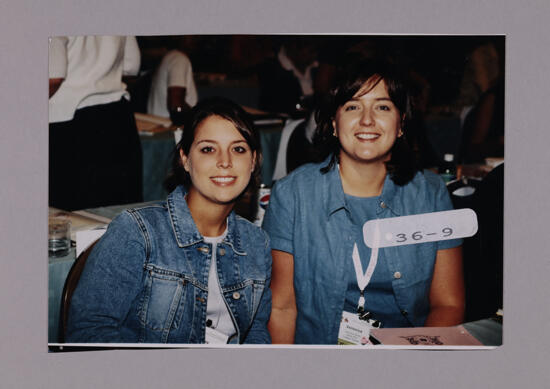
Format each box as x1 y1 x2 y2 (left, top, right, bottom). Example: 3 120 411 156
395 170 452 213
105 202 168 237
273 160 326 191
405 169 447 193
234 215 270 256
234 215 269 240
121 202 168 224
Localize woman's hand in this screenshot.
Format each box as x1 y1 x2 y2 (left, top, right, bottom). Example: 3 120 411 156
268 249 297 343
424 246 465 327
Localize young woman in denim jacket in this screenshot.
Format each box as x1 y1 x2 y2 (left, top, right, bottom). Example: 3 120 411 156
263 60 465 344
67 97 272 344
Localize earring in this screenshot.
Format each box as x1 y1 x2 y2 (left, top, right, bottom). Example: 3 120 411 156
398 129 403 138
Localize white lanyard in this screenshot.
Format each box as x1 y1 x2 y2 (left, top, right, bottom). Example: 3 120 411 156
352 220 381 310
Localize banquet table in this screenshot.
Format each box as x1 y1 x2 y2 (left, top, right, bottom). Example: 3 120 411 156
48 197 503 347
48 247 76 343
139 131 174 201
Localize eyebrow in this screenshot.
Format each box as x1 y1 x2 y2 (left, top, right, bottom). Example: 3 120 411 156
195 139 248 145
349 96 393 102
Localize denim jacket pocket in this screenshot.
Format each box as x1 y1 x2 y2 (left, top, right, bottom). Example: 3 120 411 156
139 264 189 342
222 279 266 329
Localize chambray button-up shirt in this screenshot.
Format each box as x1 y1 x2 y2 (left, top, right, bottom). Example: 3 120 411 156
263 157 461 344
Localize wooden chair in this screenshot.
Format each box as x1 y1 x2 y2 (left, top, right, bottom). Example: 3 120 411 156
58 240 99 343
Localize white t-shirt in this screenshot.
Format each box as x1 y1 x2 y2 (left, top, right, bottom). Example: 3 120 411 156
203 228 237 343
48 36 141 123
147 50 198 118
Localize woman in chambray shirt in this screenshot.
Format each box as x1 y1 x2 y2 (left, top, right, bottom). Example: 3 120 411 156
67 97 271 344
262 60 464 344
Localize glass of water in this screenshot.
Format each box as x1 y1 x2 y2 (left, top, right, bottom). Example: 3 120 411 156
48 215 71 257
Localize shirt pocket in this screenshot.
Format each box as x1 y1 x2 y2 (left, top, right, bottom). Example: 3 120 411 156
139 264 188 336
408 242 437 284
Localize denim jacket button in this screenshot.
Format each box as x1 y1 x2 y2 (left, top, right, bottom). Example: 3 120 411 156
232 292 241 300
218 248 226 256
380 201 387 209
393 271 402 279
198 246 210 254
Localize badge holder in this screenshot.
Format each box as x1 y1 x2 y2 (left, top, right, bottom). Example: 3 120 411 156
337 241 383 346
337 293 383 345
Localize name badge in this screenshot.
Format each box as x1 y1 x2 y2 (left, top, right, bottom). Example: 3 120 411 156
337 311 373 345
205 326 229 344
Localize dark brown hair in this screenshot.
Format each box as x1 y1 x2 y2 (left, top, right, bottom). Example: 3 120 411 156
164 97 262 195
314 59 419 185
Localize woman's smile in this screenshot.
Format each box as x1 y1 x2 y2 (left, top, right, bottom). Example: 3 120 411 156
355 132 381 141
333 79 402 166
181 115 256 206
210 175 237 185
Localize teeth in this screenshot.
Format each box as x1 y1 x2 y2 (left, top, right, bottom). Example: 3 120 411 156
212 177 235 183
356 133 379 140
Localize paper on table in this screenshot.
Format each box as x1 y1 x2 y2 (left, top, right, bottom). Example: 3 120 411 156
241 105 269 115
370 325 483 346
76 228 106 257
49 208 111 241
134 112 172 128
253 118 285 125
485 157 504 168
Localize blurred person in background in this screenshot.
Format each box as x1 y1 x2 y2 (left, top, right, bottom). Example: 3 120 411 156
147 36 198 125
49 35 143 211
459 38 504 163
256 37 319 116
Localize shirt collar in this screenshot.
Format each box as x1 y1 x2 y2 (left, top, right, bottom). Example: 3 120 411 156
323 155 401 218
166 186 245 253
378 173 401 217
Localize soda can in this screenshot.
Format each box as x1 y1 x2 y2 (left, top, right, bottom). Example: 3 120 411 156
254 184 271 226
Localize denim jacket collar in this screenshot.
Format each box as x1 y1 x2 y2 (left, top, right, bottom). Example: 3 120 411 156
323 155 402 219
166 186 246 254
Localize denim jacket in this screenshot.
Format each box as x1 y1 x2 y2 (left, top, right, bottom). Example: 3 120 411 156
262 157 461 344
66 186 272 344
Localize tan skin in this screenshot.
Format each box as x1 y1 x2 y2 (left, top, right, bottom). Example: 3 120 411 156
185 185 233 238
180 115 256 237
168 86 192 114
49 78 64 98
269 79 464 344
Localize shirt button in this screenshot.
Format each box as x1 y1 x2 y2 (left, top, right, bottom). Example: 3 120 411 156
198 246 209 254
380 201 387 209
393 271 402 279
206 319 213 327
232 292 241 300
218 248 226 256
401 310 408 316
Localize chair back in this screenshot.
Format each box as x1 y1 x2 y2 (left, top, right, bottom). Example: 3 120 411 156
285 119 317 174
448 166 503 322
59 240 98 343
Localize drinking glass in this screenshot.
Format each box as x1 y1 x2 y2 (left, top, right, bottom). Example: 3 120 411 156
48 215 71 258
